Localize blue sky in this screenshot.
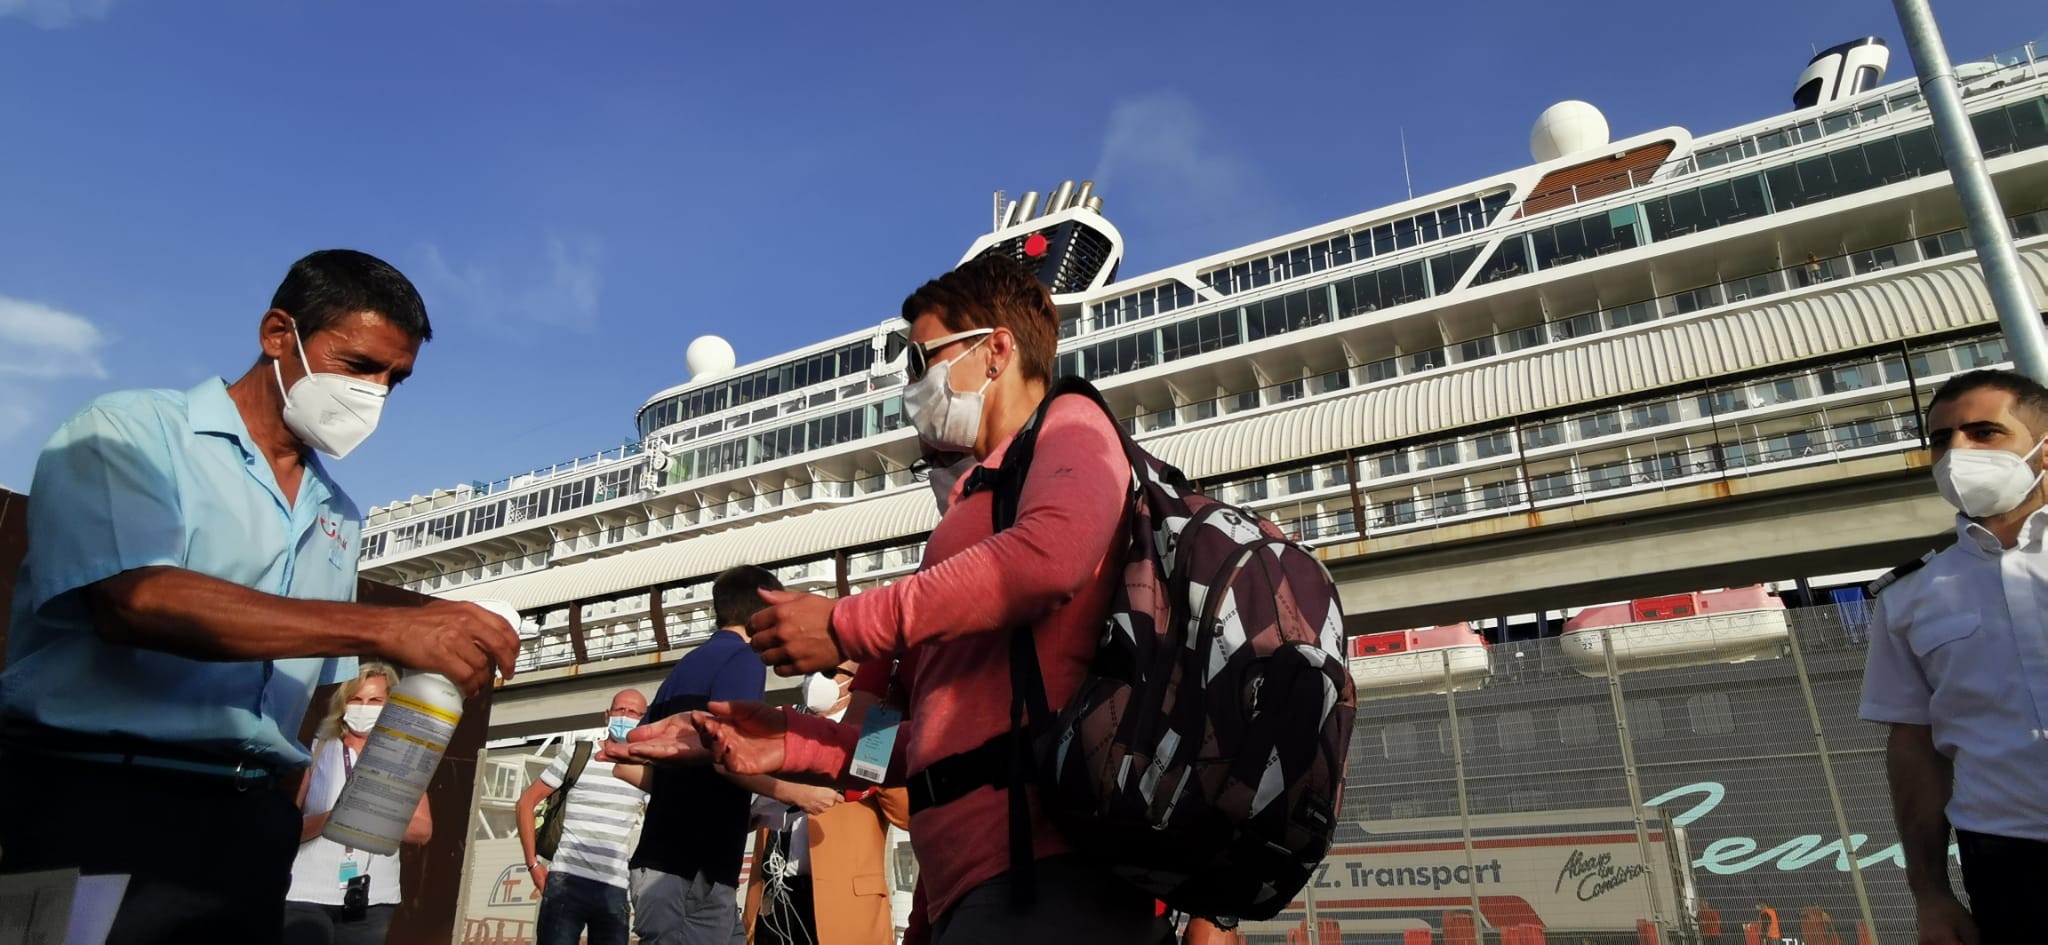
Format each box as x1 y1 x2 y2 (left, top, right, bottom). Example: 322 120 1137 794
0 0 2035 507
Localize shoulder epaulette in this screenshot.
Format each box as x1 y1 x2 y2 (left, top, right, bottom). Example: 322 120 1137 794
1867 549 1938 597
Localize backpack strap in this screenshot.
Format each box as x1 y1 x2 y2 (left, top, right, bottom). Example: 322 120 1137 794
968 375 1144 911
562 740 593 793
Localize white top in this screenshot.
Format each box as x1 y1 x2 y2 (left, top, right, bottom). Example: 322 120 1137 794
1861 511 2048 842
538 743 647 888
286 738 403 905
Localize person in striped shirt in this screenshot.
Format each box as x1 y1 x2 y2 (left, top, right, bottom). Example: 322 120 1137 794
517 690 652 945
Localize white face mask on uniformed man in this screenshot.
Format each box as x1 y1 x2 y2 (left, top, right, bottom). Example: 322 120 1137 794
1934 437 2047 519
273 318 389 460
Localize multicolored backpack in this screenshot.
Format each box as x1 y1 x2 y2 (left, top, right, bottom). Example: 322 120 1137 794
974 375 1357 922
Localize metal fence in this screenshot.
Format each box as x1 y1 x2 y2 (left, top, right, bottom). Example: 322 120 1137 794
1248 603 1941 945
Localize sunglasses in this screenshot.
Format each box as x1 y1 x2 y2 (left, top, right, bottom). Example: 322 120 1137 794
902 328 994 382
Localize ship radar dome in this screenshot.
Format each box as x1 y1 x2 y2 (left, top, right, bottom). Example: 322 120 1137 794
686 335 737 381
1530 100 1610 163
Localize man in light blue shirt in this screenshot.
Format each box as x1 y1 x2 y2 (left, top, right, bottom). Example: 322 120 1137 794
0 250 522 945
1861 369 2048 945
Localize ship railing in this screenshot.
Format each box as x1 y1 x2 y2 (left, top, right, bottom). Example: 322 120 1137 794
1663 34 2045 182
1249 368 1979 553
1115 212 2046 439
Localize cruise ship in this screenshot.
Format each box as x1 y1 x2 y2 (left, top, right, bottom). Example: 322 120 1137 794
367 32 2048 945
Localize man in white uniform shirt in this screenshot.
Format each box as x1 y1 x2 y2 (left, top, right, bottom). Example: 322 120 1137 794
1862 369 2048 945
518 690 651 945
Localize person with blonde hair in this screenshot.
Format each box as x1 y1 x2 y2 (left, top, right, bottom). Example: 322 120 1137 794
282 662 431 945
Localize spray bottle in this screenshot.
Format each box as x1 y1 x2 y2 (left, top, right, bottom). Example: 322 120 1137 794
322 599 518 855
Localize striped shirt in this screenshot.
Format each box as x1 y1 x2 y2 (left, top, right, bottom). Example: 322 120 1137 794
539 743 647 888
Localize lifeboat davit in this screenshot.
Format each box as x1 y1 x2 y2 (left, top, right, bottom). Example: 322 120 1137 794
1348 624 1493 701
1561 586 1789 677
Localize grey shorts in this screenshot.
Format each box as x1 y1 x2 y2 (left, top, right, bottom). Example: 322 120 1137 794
629 868 746 945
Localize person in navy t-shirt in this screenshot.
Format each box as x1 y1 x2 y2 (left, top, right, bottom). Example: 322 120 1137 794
627 565 843 945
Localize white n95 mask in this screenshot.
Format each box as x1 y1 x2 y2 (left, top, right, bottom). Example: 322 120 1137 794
904 337 994 454
273 320 388 460
1935 440 2047 518
801 673 841 716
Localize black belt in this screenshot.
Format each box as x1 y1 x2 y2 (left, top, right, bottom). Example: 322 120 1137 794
906 733 1014 814
0 722 287 791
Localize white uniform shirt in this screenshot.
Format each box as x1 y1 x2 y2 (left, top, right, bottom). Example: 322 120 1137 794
286 738 403 905
1861 511 2048 842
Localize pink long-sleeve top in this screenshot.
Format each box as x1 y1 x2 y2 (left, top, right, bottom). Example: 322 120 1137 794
781 392 1132 921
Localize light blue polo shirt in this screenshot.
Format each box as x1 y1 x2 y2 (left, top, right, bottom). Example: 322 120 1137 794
2 377 359 769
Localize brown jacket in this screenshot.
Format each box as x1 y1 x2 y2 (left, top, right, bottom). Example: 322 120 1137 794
743 788 911 945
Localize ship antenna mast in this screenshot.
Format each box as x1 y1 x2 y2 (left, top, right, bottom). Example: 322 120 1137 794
1400 128 1415 201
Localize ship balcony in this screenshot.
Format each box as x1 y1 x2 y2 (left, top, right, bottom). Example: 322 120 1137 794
1210 326 2004 554
505 539 929 674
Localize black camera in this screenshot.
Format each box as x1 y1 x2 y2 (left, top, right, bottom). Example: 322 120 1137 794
341 874 370 920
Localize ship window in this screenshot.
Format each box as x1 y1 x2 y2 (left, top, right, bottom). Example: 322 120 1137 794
1628 699 1667 742
1380 722 1419 761
1436 717 1476 756
1285 470 1314 494
1497 711 1535 749
1524 421 1566 449
1687 693 1736 735
2011 99 2048 149
1375 452 1411 477
1375 497 1418 528
1557 705 1600 746
1474 432 1513 459
1481 480 1522 509
1972 108 2019 157
1587 461 1632 492
1429 489 1468 519
1831 145 1875 192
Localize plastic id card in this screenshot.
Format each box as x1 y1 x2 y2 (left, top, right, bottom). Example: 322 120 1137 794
848 705 901 784
338 857 362 888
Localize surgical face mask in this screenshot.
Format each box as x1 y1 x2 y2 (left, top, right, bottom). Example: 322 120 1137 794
800 673 841 716
273 320 388 460
607 716 639 743
342 704 382 735
1936 440 2047 518
904 337 994 454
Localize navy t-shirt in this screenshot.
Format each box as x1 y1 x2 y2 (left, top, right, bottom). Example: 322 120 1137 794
628 629 767 884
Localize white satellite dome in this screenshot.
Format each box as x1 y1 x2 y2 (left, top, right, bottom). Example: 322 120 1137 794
1530 100 1611 163
686 335 737 381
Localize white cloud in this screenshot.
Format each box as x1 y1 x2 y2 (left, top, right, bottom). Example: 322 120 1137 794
1091 90 1285 255
0 295 108 380
416 233 605 333
0 0 114 28
0 295 107 451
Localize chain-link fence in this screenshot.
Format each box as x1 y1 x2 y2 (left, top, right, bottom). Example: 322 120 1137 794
1244 603 1940 945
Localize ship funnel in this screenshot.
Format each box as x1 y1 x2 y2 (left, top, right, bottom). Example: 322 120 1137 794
1001 198 1025 228
1044 180 1075 216
1083 195 1105 214
1072 180 1095 211
1014 190 1041 223
1794 37 1889 109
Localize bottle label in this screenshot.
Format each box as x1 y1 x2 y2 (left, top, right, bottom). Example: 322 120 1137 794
325 691 459 853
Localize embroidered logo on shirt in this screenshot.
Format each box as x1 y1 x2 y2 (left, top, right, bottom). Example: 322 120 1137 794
319 514 350 553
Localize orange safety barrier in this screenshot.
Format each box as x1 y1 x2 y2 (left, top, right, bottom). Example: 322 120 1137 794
1857 922 1875 945
1403 928 1435 945
1442 910 1478 945
1742 922 1763 945
1636 918 1660 945
1501 924 1548 945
